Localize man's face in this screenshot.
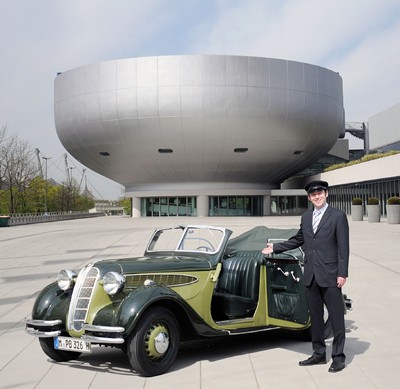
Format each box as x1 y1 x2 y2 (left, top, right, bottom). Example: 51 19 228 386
308 189 328 209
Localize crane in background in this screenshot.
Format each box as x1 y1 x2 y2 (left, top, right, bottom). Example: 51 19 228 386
78 168 86 192
33 151 101 199
34 148 44 178
64 153 76 186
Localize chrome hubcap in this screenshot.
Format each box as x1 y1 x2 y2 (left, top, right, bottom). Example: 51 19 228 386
145 323 170 359
154 332 169 354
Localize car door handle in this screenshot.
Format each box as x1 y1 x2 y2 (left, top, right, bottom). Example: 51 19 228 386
290 271 300 283
277 267 289 276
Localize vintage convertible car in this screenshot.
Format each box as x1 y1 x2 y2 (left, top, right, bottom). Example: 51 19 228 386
25 225 352 376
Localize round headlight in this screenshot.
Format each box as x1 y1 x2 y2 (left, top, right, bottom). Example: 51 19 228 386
103 272 125 295
57 269 77 291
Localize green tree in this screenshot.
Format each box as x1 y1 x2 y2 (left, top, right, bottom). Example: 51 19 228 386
75 193 95 211
0 189 9 214
25 177 46 212
119 197 132 216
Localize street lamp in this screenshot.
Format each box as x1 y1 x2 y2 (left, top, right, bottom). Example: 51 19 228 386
42 156 51 214
68 166 75 186
67 167 75 211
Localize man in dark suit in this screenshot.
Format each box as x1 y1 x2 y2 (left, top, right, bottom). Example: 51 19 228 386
262 180 349 373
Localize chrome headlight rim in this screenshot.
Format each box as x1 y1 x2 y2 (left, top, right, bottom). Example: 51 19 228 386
57 269 77 291
103 271 125 295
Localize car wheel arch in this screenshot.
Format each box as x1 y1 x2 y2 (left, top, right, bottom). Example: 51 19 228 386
134 300 196 341
32 281 71 320
116 286 196 339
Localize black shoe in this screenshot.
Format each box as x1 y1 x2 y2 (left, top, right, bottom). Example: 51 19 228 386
299 355 327 366
328 361 346 373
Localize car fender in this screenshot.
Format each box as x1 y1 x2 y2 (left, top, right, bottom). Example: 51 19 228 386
105 284 220 338
31 282 71 321
110 284 183 334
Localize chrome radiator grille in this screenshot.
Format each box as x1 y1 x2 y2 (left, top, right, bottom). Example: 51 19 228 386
67 265 99 332
125 274 198 288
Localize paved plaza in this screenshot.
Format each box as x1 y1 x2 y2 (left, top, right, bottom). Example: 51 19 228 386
0 215 399 388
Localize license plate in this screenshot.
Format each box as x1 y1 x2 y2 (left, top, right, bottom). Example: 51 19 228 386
54 336 91 353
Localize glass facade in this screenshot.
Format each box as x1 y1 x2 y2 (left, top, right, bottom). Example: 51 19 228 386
270 195 309 215
138 179 400 217
329 178 400 216
142 197 197 217
209 196 263 216
140 195 310 217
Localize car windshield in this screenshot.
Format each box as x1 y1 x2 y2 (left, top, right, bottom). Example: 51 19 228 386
147 226 225 254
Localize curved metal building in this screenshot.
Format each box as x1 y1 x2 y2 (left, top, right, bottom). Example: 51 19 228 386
54 55 344 217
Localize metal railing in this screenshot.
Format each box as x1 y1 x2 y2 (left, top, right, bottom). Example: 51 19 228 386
8 211 104 226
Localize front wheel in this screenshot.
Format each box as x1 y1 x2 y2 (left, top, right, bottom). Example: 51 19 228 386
39 337 82 362
127 306 180 377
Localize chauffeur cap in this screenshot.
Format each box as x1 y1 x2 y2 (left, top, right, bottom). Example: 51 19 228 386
304 180 329 194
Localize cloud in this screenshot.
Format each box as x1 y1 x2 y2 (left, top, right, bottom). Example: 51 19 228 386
191 0 400 120
0 1 172 198
330 17 400 120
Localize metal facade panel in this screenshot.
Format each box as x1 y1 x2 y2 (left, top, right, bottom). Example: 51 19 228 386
226 56 248 86
116 88 137 120
136 87 158 117
136 57 157 87
288 61 304 91
203 55 226 86
99 61 117 91
247 57 268 87
158 86 181 117
99 90 118 121
158 56 181 86
181 86 204 116
269 58 288 89
181 55 203 86
54 55 344 188
225 86 247 115
83 64 100 94
117 59 137 90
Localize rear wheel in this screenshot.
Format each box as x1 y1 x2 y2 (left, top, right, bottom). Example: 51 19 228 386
127 307 180 377
39 337 82 362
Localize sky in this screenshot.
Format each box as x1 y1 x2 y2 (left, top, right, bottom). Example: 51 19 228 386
1 0 400 199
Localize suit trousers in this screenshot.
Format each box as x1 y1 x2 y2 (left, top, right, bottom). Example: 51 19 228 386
306 278 346 362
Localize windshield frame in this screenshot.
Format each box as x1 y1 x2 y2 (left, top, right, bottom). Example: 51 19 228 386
145 225 228 255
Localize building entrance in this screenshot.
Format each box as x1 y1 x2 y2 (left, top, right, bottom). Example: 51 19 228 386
143 197 197 216
270 195 308 215
209 196 263 216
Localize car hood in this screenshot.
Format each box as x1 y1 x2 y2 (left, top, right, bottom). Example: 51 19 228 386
93 254 214 275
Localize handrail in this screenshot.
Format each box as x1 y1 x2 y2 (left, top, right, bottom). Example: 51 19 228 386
7 211 104 226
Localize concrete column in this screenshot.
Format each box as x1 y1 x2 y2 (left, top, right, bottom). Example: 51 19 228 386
197 195 209 217
132 197 141 218
263 195 271 216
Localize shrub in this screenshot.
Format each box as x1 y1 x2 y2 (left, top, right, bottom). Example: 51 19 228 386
352 198 362 205
387 196 400 205
367 197 379 205
323 150 399 172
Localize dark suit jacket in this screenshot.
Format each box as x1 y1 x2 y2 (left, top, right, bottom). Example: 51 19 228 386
273 205 349 287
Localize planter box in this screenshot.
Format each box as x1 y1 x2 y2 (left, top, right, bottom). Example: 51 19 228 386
0 216 10 227
351 205 363 221
387 204 400 224
367 204 381 223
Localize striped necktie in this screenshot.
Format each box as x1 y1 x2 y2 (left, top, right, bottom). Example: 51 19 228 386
312 210 322 233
